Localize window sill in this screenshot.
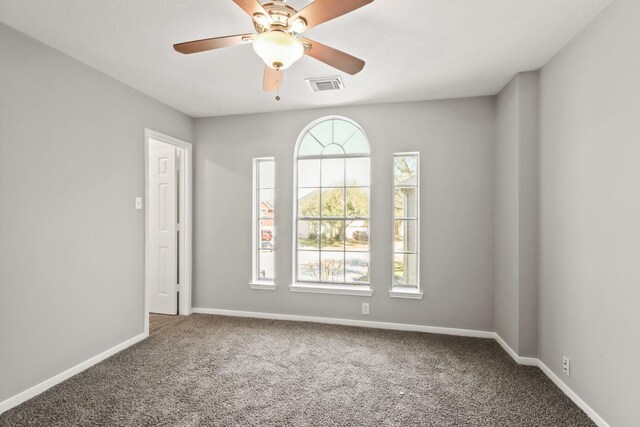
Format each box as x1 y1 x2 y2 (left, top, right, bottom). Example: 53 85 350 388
249 281 277 291
389 288 424 300
289 283 373 297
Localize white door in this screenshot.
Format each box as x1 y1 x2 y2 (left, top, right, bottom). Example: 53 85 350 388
148 138 178 315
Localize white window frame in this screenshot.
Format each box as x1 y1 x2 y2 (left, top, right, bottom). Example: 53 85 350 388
250 157 276 290
290 116 373 297
390 152 423 299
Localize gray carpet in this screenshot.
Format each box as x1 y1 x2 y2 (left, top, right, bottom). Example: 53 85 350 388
1 314 594 426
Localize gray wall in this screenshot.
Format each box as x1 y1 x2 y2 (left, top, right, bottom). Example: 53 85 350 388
494 71 539 357
193 98 496 331
0 23 193 402
516 72 539 359
538 0 640 425
494 77 520 350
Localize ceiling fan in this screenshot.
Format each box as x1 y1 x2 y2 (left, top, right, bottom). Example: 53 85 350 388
173 0 373 99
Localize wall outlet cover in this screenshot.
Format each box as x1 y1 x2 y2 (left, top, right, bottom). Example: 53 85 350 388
362 303 370 315
562 356 570 376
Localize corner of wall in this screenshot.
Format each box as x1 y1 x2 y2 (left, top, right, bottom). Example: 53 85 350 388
494 70 541 359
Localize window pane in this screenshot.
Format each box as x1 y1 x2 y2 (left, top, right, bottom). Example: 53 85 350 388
309 120 333 146
298 220 319 250
298 188 320 217
393 253 418 287
394 155 418 186
394 220 418 253
321 188 344 217
320 251 345 283
299 133 323 156
345 252 369 284
343 130 369 154
322 144 345 155
298 251 320 281
333 119 358 146
298 159 320 187
393 153 419 290
258 250 274 281
345 220 369 251
346 157 370 186
321 158 344 186
394 188 417 219
259 160 275 189
321 220 344 249
254 158 274 284
346 187 369 218
259 219 274 245
259 189 274 218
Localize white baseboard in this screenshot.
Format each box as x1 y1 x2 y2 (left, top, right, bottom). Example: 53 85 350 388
0 332 148 415
192 308 495 338
493 333 539 366
537 360 610 427
493 333 609 427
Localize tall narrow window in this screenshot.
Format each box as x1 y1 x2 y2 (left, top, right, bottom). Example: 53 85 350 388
291 117 372 296
391 153 422 299
251 157 276 289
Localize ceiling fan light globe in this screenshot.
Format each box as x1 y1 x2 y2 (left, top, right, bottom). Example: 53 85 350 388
253 31 304 70
290 18 307 33
252 12 270 30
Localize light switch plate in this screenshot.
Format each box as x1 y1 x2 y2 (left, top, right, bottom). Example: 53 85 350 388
135 197 143 210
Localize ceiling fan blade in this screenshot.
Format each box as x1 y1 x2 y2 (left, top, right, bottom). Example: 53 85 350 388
173 34 254 54
263 66 282 92
301 38 365 75
233 0 271 21
290 0 373 31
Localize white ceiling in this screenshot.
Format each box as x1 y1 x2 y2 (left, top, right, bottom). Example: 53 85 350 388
0 0 611 118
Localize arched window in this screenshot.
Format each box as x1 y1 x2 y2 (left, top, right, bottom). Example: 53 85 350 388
293 117 371 293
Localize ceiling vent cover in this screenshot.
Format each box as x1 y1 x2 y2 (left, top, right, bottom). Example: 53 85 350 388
306 76 344 92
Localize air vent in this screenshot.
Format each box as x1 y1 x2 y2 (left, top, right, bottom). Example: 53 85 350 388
306 76 344 92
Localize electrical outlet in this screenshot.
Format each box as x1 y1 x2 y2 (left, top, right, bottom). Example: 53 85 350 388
563 356 570 377
361 303 370 315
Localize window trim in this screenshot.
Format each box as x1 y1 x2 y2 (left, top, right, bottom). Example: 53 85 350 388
250 157 276 290
291 116 373 296
289 282 373 297
390 152 423 300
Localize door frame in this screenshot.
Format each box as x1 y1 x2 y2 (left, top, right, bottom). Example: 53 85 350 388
144 128 193 334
